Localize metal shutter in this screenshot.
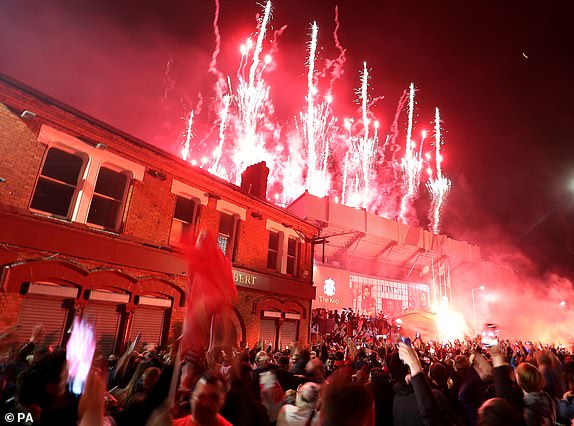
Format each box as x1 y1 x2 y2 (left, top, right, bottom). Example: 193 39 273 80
260 319 277 350
279 320 298 350
82 303 121 356
17 296 69 348
129 306 166 346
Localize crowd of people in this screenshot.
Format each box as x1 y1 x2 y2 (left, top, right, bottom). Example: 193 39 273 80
311 308 393 345
1 320 574 425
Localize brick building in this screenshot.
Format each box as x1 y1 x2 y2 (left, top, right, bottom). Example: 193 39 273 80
0 75 318 356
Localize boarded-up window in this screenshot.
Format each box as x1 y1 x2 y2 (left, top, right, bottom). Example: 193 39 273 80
280 320 298 350
82 303 121 356
129 306 166 347
259 319 277 350
17 296 69 347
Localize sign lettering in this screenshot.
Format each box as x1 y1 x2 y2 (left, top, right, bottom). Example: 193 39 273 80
233 271 257 287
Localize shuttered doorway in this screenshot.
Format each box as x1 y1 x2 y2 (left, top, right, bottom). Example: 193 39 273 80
259 319 277 350
279 320 298 350
17 296 69 348
82 303 121 356
129 306 166 347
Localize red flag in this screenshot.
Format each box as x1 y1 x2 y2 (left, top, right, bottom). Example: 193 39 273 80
181 230 238 356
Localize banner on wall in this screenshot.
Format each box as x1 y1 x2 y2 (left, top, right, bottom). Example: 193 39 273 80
313 266 430 316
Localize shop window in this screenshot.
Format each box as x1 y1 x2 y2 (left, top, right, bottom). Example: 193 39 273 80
286 237 298 276
217 212 240 261
267 231 280 271
30 147 84 218
86 167 130 230
170 196 199 245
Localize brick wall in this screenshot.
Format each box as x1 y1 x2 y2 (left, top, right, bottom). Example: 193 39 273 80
123 174 175 245
0 104 44 211
0 293 23 330
236 214 268 270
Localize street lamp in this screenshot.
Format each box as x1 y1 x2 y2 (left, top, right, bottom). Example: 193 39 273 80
472 285 485 337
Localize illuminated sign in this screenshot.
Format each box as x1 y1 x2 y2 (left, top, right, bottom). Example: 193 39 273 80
323 278 336 296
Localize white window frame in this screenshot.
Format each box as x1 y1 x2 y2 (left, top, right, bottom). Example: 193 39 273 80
170 195 200 246
29 144 89 219
265 219 301 275
36 125 145 229
267 229 281 271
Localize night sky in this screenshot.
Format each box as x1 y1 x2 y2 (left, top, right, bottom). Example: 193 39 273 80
2 0 574 278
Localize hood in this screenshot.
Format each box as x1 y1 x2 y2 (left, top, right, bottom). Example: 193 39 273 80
523 391 554 418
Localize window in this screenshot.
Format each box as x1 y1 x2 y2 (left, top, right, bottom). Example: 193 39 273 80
86 167 129 230
267 231 280 271
170 196 199 245
30 147 84 218
217 213 240 261
286 237 298 275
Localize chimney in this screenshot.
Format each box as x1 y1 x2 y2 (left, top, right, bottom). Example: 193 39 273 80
241 161 269 200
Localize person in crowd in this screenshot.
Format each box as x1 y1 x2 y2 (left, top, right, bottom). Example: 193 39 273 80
557 360 574 424
428 361 465 425
276 381 320 426
221 359 269 425
534 350 566 400
173 372 232 426
110 366 163 425
390 341 449 425
477 397 523 426
370 367 395 426
515 362 556 426
456 353 488 426
304 358 326 385
319 369 373 426
252 351 272 400
489 344 556 426
291 350 311 376
15 350 78 425
275 356 294 393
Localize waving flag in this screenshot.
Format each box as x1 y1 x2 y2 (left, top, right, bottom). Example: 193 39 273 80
181 230 238 357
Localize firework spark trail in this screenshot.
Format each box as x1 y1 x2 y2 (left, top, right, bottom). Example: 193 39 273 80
268 25 288 62
209 94 231 175
361 62 369 141
340 64 381 208
358 63 378 201
342 151 349 204
320 5 347 94
163 59 176 102
388 90 409 163
249 1 272 88
427 107 451 234
399 83 423 223
181 110 194 161
232 1 276 183
208 0 223 82
305 22 320 192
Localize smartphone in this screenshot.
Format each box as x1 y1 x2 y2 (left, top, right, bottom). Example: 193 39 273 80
400 336 412 347
481 323 499 348
66 318 96 396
